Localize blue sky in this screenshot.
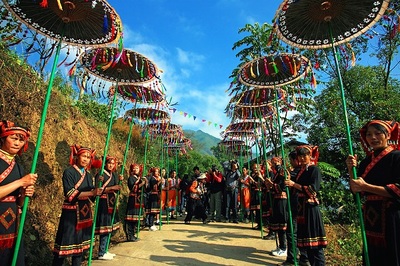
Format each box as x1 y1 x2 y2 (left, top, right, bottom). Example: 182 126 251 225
106 0 281 139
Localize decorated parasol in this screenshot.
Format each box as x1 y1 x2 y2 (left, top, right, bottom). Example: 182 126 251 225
238 53 312 88
274 2 391 263
126 107 170 125
79 47 159 264
116 84 165 105
275 0 389 49
1 1 122 264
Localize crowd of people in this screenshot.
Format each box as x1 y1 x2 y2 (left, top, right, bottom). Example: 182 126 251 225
1 119 399 266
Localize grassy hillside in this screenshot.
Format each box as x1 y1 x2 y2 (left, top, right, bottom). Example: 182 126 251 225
0 46 141 265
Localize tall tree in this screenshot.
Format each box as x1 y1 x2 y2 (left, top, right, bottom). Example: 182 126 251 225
294 65 400 172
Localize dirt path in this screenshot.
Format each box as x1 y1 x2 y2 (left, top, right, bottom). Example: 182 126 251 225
92 217 286 266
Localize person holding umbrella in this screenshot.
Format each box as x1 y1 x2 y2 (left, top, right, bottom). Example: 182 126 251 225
346 120 400 266
265 157 288 257
146 167 161 231
0 120 36 266
125 163 147 242
94 156 122 260
52 145 102 266
285 145 327 266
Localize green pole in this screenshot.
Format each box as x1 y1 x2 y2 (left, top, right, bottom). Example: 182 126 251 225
175 148 179 219
239 144 244 222
254 130 264 238
137 125 150 238
88 86 118 265
105 118 135 252
257 111 277 244
329 36 369 266
274 90 297 266
12 38 63 266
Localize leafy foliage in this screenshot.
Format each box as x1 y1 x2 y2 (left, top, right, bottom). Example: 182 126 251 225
74 94 119 125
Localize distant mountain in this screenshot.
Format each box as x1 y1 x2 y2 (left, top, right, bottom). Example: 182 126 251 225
184 129 221 156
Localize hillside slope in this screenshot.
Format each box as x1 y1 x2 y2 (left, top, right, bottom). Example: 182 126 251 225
1 47 139 265
184 129 220 155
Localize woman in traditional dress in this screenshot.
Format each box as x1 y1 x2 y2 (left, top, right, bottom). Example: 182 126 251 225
146 167 161 231
240 167 251 223
125 163 147 241
94 156 121 260
265 157 288 257
0 120 36 266
249 163 264 230
160 168 168 222
346 120 400 266
52 145 102 266
168 169 179 219
285 145 327 266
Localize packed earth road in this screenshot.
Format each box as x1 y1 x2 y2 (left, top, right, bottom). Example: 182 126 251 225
92 217 285 266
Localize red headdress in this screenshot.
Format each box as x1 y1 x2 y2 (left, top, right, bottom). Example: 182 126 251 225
0 120 31 155
69 144 99 169
129 163 143 177
359 120 400 155
296 145 319 165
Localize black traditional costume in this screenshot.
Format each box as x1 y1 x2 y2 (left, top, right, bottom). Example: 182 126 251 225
125 168 146 241
356 120 400 266
0 152 26 266
94 162 120 258
53 165 94 256
295 146 327 265
145 168 160 229
0 120 31 266
269 161 288 253
52 145 97 266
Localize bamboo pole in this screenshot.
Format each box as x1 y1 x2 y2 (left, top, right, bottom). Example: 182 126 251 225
12 37 63 266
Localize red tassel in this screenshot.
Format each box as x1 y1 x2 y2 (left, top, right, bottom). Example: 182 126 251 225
311 73 317 88
68 64 77 77
39 0 48 8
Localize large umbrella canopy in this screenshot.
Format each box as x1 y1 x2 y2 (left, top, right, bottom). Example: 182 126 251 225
2 0 121 46
125 107 170 124
117 84 165 104
224 120 261 132
233 87 287 107
275 0 390 49
228 105 276 121
80 47 158 84
221 129 258 140
238 53 311 88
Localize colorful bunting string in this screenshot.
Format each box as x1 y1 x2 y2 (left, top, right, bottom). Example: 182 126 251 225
169 108 224 129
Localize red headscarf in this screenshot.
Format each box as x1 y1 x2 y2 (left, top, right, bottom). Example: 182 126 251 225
296 145 319 165
69 144 99 169
359 120 400 155
0 120 31 155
